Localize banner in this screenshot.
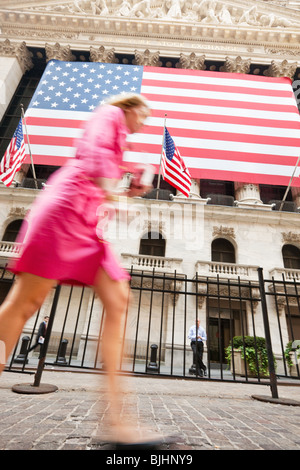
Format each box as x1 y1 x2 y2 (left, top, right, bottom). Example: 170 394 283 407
21 60 300 186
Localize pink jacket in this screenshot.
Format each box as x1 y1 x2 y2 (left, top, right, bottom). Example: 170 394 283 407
75 104 129 179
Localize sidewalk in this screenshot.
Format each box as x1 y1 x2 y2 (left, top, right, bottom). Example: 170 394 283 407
0 369 300 451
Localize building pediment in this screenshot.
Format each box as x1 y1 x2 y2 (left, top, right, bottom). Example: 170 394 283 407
2 0 300 26
0 0 299 65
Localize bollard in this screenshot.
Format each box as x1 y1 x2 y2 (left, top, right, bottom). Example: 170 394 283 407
147 344 159 372
54 339 68 366
189 351 196 375
14 336 30 364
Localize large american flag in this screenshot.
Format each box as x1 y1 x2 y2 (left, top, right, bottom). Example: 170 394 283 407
16 60 300 186
0 119 27 186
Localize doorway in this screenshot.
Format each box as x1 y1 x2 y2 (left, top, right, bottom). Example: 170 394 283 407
208 317 232 364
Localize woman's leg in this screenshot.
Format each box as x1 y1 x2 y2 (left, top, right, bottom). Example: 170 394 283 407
0 273 56 373
93 268 130 431
93 268 164 445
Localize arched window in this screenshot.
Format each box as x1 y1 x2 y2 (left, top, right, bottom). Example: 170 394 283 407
211 238 235 263
2 219 24 242
282 244 300 269
139 232 165 257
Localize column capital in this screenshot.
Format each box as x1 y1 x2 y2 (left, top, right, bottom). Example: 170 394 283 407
45 43 76 63
133 49 162 67
0 39 33 73
89 45 117 63
176 53 206 70
220 56 251 74
264 59 298 79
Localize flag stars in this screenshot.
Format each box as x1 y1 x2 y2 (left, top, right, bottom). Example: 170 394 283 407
29 61 143 113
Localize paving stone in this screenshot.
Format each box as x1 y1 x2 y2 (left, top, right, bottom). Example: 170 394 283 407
0 370 300 451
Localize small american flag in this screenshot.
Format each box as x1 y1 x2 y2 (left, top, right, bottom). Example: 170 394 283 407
161 127 191 197
0 119 27 187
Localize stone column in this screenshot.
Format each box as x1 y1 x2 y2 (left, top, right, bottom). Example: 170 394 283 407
0 39 33 121
234 182 262 205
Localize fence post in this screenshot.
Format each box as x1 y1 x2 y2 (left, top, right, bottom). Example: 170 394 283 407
257 268 279 399
12 285 61 394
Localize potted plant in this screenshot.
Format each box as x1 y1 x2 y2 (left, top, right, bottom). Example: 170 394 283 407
225 336 274 378
284 341 300 377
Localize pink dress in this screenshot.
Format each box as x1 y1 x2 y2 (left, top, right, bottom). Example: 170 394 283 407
9 105 131 286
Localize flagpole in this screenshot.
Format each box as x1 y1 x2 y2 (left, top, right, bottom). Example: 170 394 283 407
156 113 167 200
20 104 38 190
279 155 300 211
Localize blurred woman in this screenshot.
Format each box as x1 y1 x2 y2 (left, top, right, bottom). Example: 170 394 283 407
0 93 158 447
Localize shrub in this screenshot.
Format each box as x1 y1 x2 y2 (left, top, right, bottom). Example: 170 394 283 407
225 335 275 376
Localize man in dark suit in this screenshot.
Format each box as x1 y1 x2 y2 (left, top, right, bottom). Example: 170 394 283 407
27 316 49 358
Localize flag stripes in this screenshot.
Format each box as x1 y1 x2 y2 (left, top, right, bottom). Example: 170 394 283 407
161 128 191 197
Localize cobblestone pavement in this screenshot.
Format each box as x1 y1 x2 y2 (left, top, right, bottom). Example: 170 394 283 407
0 370 300 452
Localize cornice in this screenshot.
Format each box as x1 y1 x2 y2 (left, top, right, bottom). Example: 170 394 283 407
1 9 300 63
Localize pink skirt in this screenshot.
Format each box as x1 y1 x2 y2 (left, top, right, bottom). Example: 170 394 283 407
9 164 130 286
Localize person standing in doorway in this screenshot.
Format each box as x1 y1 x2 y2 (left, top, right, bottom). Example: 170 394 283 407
188 319 207 377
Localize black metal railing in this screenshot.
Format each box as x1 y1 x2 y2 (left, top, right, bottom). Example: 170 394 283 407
2 266 300 390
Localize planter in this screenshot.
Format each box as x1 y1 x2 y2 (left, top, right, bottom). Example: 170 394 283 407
289 352 300 377
225 336 272 378
230 349 269 378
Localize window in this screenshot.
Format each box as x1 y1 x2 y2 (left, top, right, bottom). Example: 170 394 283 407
282 244 300 269
212 238 235 263
260 185 292 204
200 180 235 198
2 220 23 242
139 232 165 257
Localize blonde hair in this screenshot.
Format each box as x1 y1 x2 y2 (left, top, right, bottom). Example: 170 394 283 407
105 93 150 111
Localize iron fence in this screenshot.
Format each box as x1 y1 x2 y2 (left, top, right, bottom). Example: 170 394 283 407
2 265 300 389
